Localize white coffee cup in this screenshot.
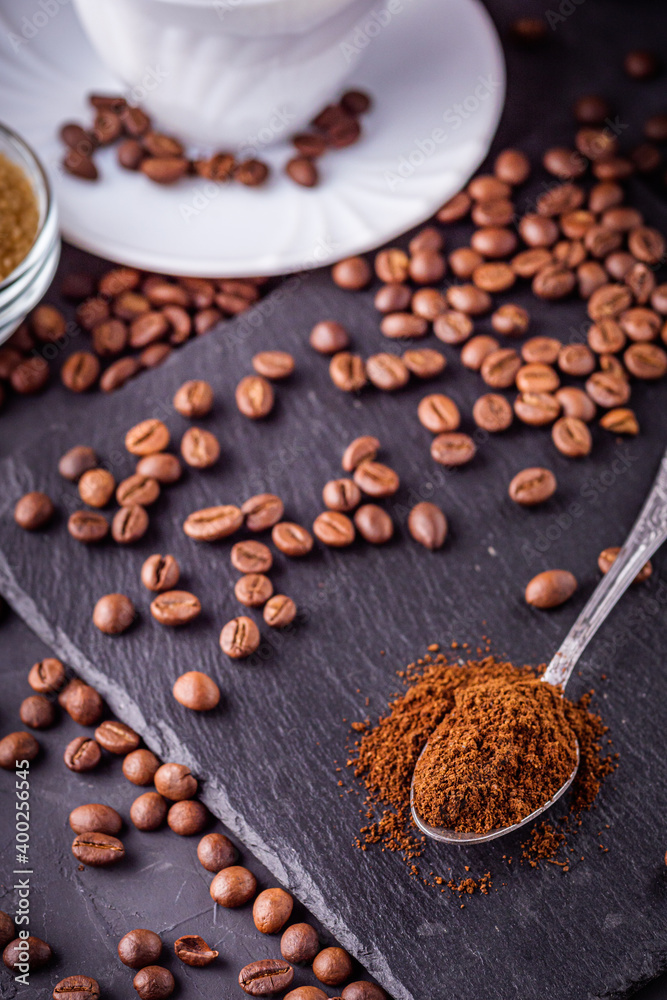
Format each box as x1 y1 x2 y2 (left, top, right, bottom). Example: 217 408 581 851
72 0 378 149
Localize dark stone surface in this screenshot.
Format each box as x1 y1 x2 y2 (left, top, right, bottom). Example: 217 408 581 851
1 0 667 997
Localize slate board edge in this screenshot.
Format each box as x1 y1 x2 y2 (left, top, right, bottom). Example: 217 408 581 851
0 535 412 1000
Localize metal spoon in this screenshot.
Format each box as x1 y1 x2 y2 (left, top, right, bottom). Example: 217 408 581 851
411 446 667 845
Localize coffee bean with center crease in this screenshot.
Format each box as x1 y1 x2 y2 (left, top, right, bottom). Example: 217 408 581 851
628 226 665 265
136 453 182 484
309 321 350 355
525 569 578 609
68 510 109 543
322 479 362 512
585 371 630 407
141 554 180 592
365 353 409 390
431 432 476 467
210 865 257 907
329 352 367 391
532 263 576 299
61 352 100 392
231 541 273 573
184 505 244 541
116 475 160 507
150 590 201 626
52 975 100 999
516 362 560 394
263 595 297 627
313 511 355 547
197 832 238 872
220 616 261 657
624 342 667 379
588 283 633 322
552 416 592 457
480 348 521 388
72 831 125 866
3 935 52 971
125 419 170 456
118 929 162 969
353 461 399 497
417 394 460 433
14 491 54 530
235 574 273 606
154 762 197 800
181 427 220 468
242 494 284 531
272 522 314 556
236 375 274 418
509 467 557 506
281 924 320 965
95 720 140 754
79 469 115 508
20 694 55 729
174 934 218 967
123 749 160 786
239 959 294 996
173 379 214 418
556 387 596 421
59 446 97 482
0 731 40 769
64 736 101 772
342 436 380 472
29 657 66 694
353 505 393 544
131 791 168 831
133 966 175 1000
402 348 446 379
514 392 561 427
93 593 136 634
472 393 513 432
69 803 123 835
313 947 354 986
408 502 447 550
112 504 149 543
491 303 530 337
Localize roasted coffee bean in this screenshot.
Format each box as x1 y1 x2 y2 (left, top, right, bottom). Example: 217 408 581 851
20 694 55 729
77 298 109 332
154 762 197 801
210 865 257 907
525 570 577 609
313 511 355 547
472 393 513 432
577 260 608 299
141 554 180 593
68 510 109 544
353 505 393 545
3 935 52 970
31 303 66 342
433 311 473 345
598 545 651 582
52 974 100 999
600 407 639 434
239 960 294 996
116 474 160 508
408 502 447 550
553 239 586 269
128 311 169 349
542 147 584 180
135 453 181 485
624 342 667 379
11 356 49 394
125 419 170 456
588 319 626 354
573 94 611 124
174 934 218 967
515 362 559 394
374 283 412 313
409 249 446 285
509 467 557 506
180 427 220 468
130 791 168 831
58 679 104 725
331 256 371 290
91 318 128 356
69 803 122 836
309 321 350 354
284 990 327 1000
605 251 635 281
197 832 237 872
588 283 633 321
552 416 592 457
409 287 450 319
491 303 529 337
436 190 471 222
168 799 209 835
235 573 274 606
470 226 517 259
58 446 97 482
375 248 409 283
446 284 492 315
341 983 387 1000
281 923 319 965
431 432 476 467
0 913 14 951
79 469 115 508
322 478 361 513
64 736 101 772
112 504 149 543
28 657 66 694
619 307 661 342
184 505 243 541
140 154 188 183
514 392 561 426
584 224 622 259
0 731 39 769
220 616 261 658
133 966 175 1000
409 226 444 254
313 947 353 986
100 356 142 393
123 749 160 786
471 197 515 227
72 830 124 866
252 351 295 380
417 394 460 433
585 371 631 407
150 590 201 626
532 263 576 300
353 461 399 497
117 138 145 169
402 348 446 378
480 348 521 388
469 175 511 200
460 335 499 370
95 720 140 755
118 929 162 969
624 47 660 77
342 436 380 472
285 156 319 186
575 127 619 162
651 283 667 314
93 592 136 634
538 182 585 216
272 522 314 556
449 247 483 280
494 147 530 184
14 491 54 530
473 261 515 292
519 214 559 248
231 540 273 574
263 595 297 627
366 353 409 390
521 337 561 365
329 352 367 391
512 247 553 277
380 313 428 339
242 494 284 531
193 307 222 335
253 888 294 934
556 387 596 421
561 209 595 239
61 351 100 392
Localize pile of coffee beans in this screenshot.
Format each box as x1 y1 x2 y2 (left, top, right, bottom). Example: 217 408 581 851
60 89 371 190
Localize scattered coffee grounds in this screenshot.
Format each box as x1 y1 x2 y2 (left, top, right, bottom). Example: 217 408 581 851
412 676 578 834
347 649 616 892
0 152 39 280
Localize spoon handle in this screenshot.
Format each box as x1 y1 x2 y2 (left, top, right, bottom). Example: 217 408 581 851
542 446 667 689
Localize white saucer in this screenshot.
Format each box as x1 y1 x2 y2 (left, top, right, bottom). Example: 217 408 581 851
0 0 505 277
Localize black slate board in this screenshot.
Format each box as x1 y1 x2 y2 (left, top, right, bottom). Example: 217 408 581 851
1 258 667 1000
